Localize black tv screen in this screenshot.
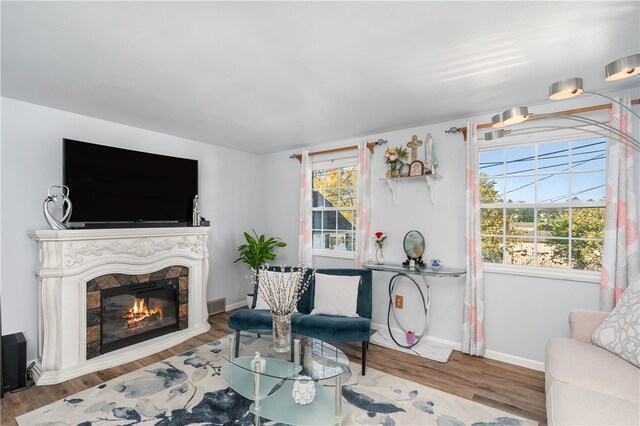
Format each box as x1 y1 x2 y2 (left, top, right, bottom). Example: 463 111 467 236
63 139 198 225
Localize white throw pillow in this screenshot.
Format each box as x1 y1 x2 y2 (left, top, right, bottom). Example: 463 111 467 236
591 283 640 367
253 289 270 310
252 270 301 311
311 273 361 317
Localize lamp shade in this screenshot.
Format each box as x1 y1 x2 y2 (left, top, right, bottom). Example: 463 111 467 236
491 113 506 128
502 106 529 126
549 78 584 100
605 54 640 81
484 129 507 141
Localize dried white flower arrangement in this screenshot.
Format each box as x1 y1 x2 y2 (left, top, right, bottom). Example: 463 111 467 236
253 265 316 316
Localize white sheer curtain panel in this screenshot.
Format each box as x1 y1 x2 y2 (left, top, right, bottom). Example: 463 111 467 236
298 150 313 266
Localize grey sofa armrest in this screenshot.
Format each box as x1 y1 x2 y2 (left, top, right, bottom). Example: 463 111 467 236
569 310 609 342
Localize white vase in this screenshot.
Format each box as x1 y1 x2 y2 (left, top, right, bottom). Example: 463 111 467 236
246 294 254 308
292 376 316 405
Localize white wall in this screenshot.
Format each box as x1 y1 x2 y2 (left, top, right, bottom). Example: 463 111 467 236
2 88 638 369
0 97 265 362
262 89 639 369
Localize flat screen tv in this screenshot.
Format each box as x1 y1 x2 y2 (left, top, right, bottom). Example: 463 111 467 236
63 139 198 227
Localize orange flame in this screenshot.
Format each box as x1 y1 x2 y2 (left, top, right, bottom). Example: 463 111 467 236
124 298 163 325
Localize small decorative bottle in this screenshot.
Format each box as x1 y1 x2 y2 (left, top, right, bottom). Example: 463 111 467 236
252 351 266 373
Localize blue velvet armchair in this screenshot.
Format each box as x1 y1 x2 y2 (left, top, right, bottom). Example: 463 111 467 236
227 268 373 375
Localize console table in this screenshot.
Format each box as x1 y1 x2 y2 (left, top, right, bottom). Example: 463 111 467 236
362 263 465 349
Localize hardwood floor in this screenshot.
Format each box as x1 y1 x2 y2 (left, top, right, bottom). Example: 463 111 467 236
1 310 547 425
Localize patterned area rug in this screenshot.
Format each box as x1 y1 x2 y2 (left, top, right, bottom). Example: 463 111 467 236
17 337 537 425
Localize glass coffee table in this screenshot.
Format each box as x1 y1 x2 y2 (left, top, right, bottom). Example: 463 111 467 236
219 332 350 425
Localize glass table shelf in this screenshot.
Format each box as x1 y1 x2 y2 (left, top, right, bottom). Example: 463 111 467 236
363 263 466 277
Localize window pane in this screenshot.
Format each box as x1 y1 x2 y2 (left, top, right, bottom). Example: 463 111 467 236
312 211 322 229
572 208 605 238
312 170 325 187
321 187 339 207
479 150 504 177
312 190 323 208
480 176 504 203
323 211 337 230
337 189 357 207
537 208 569 237
340 167 358 188
571 172 605 202
572 139 606 171
506 208 534 237
506 146 535 176
338 210 355 230
572 239 603 271
341 232 356 252
481 208 503 235
505 176 535 203
322 232 336 250
312 231 323 249
537 238 569 268
538 142 570 173
505 237 534 266
538 173 569 203
481 236 503 263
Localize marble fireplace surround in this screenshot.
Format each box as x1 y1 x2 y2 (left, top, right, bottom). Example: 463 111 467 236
29 227 210 385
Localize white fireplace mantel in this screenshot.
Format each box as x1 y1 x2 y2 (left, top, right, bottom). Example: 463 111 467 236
29 226 211 385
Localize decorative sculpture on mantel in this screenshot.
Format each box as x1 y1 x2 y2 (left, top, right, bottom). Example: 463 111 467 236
43 185 72 230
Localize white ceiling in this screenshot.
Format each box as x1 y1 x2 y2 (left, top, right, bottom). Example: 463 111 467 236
2 1 639 154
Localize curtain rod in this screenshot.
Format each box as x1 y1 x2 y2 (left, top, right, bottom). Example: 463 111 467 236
446 98 640 141
289 139 388 162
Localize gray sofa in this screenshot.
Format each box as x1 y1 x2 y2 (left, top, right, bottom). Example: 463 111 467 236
545 310 640 425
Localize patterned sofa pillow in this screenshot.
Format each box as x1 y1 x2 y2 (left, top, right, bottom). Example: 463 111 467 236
592 283 640 367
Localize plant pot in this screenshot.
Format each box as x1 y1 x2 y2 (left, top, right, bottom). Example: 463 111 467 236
246 293 254 308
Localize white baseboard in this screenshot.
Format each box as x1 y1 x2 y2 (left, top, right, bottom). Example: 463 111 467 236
226 300 248 312
371 321 544 372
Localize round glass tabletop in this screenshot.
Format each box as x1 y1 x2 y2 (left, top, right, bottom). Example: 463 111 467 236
218 332 351 382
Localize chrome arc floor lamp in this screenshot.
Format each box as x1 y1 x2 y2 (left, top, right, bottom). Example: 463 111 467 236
484 54 640 152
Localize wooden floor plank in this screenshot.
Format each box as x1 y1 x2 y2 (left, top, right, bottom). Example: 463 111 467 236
0 310 547 425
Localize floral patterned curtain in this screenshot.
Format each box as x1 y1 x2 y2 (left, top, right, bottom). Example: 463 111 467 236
298 150 313 266
355 141 372 268
463 121 486 356
600 95 639 311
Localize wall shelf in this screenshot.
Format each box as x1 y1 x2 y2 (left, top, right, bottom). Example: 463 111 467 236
379 174 443 205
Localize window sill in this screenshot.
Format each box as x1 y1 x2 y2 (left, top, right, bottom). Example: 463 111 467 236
483 263 600 284
312 250 356 260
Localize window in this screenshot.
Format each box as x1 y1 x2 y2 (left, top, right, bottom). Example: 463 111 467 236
479 138 606 272
311 158 358 254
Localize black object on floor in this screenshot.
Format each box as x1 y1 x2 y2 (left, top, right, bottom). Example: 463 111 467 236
1 332 27 394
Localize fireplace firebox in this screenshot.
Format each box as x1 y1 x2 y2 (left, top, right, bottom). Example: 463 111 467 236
100 278 180 354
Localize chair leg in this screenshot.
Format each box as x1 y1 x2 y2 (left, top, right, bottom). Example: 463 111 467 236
361 341 367 376
234 330 241 357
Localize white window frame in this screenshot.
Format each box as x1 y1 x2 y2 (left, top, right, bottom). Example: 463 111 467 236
311 157 358 259
479 137 606 283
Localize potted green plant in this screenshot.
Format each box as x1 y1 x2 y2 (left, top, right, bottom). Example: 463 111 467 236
234 230 287 307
